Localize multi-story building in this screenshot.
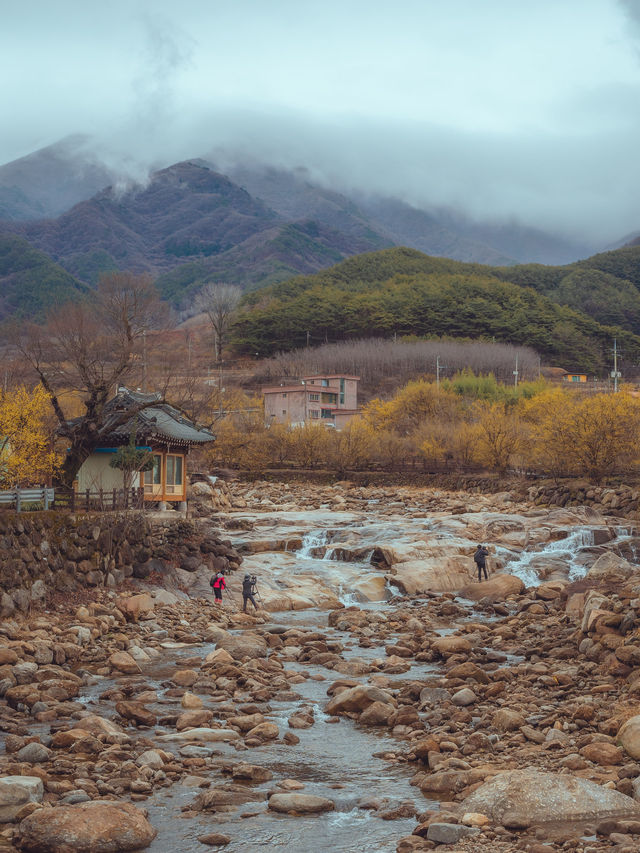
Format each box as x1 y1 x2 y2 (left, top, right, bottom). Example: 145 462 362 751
262 374 359 428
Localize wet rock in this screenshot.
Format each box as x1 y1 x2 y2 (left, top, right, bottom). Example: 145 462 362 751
108 651 141 674
176 710 213 731
116 701 157 727
172 669 198 687
136 749 165 769
431 636 472 658
458 768 640 827
325 684 396 715
245 722 279 741
15 742 51 764
197 834 230 847
359 701 396 726
0 776 43 822
181 691 203 709
158 728 240 743
231 763 273 783
18 800 156 851
426 822 480 843
460 574 524 601
268 793 335 814
215 633 268 661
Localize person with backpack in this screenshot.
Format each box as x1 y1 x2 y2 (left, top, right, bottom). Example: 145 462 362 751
210 571 226 605
473 545 489 582
242 574 258 613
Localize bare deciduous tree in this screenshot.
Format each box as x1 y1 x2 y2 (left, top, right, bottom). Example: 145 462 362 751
196 283 242 364
12 273 170 487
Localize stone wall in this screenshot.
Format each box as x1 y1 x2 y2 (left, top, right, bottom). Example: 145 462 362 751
528 482 639 518
0 511 242 616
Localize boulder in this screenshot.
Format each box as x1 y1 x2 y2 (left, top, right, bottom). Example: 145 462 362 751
268 793 335 814
245 722 279 741
359 701 395 726
115 701 157 727
176 710 213 732
158 728 240 743
431 636 472 658
426 823 479 844
325 685 396 716
492 709 526 732
617 715 640 759
115 593 154 623
579 742 624 766
215 633 268 661
18 800 156 851
0 776 43 822
452 688 477 707
587 552 634 584
458 769 640 827
108 651 141 675
459 574 524 602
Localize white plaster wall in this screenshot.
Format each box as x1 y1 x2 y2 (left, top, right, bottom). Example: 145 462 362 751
76 455 126 492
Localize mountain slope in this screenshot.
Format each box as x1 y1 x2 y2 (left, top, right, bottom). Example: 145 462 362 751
0 136 114 221
0 233 87 321
232 247 640 373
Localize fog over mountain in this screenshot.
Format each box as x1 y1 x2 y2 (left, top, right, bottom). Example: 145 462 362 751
2 0 640 247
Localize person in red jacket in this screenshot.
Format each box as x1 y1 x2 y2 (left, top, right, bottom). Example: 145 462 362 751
211 571 226 604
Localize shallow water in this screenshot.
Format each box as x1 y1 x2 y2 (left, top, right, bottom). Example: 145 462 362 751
141 607 436 853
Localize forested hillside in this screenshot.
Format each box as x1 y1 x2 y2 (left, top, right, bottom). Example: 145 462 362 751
232 247 640 372
0 234 86 320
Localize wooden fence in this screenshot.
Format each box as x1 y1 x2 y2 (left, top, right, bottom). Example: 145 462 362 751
0 487 144 513
53 487 145 512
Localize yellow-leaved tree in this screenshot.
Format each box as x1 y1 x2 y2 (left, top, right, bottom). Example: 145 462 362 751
0 385 61 488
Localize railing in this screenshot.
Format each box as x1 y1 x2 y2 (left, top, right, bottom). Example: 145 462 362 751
0 487 55 512
52 487 145 513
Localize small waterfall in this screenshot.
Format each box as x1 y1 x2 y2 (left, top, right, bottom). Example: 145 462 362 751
505 527 595 586
298 530 330 559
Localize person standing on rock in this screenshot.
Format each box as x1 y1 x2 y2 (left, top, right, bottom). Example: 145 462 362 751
473 544 489 582
211 571 226 605
242 574 259 612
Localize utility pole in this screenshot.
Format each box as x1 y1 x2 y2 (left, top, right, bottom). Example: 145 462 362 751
436 356 448 389
306 330 310 348
142 330 147 392
611 338 622 392
513 354 519 388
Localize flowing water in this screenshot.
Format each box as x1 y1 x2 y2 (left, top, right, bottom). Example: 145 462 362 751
116 505 640 850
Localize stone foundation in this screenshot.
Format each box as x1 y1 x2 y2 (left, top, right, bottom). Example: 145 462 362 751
0 511 242 615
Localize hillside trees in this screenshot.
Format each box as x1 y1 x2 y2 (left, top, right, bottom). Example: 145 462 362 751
12 272 169 487
231 252 640 372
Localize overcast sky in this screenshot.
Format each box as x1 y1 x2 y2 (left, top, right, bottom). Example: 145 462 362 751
2 0 640 241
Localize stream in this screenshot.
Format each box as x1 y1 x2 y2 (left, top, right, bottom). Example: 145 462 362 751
73 506 640 850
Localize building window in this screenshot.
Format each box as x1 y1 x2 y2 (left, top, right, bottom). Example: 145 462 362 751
143 454 162 493
282 410 287 415
309 393 319 401
165 454 184 495
321 408 333 419
340 378 345 405
322 379 329 387
282 392 287 397
321 393 337 404
310 410 319 419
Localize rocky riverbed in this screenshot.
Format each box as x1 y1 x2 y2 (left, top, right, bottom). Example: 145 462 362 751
3 481 640 852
